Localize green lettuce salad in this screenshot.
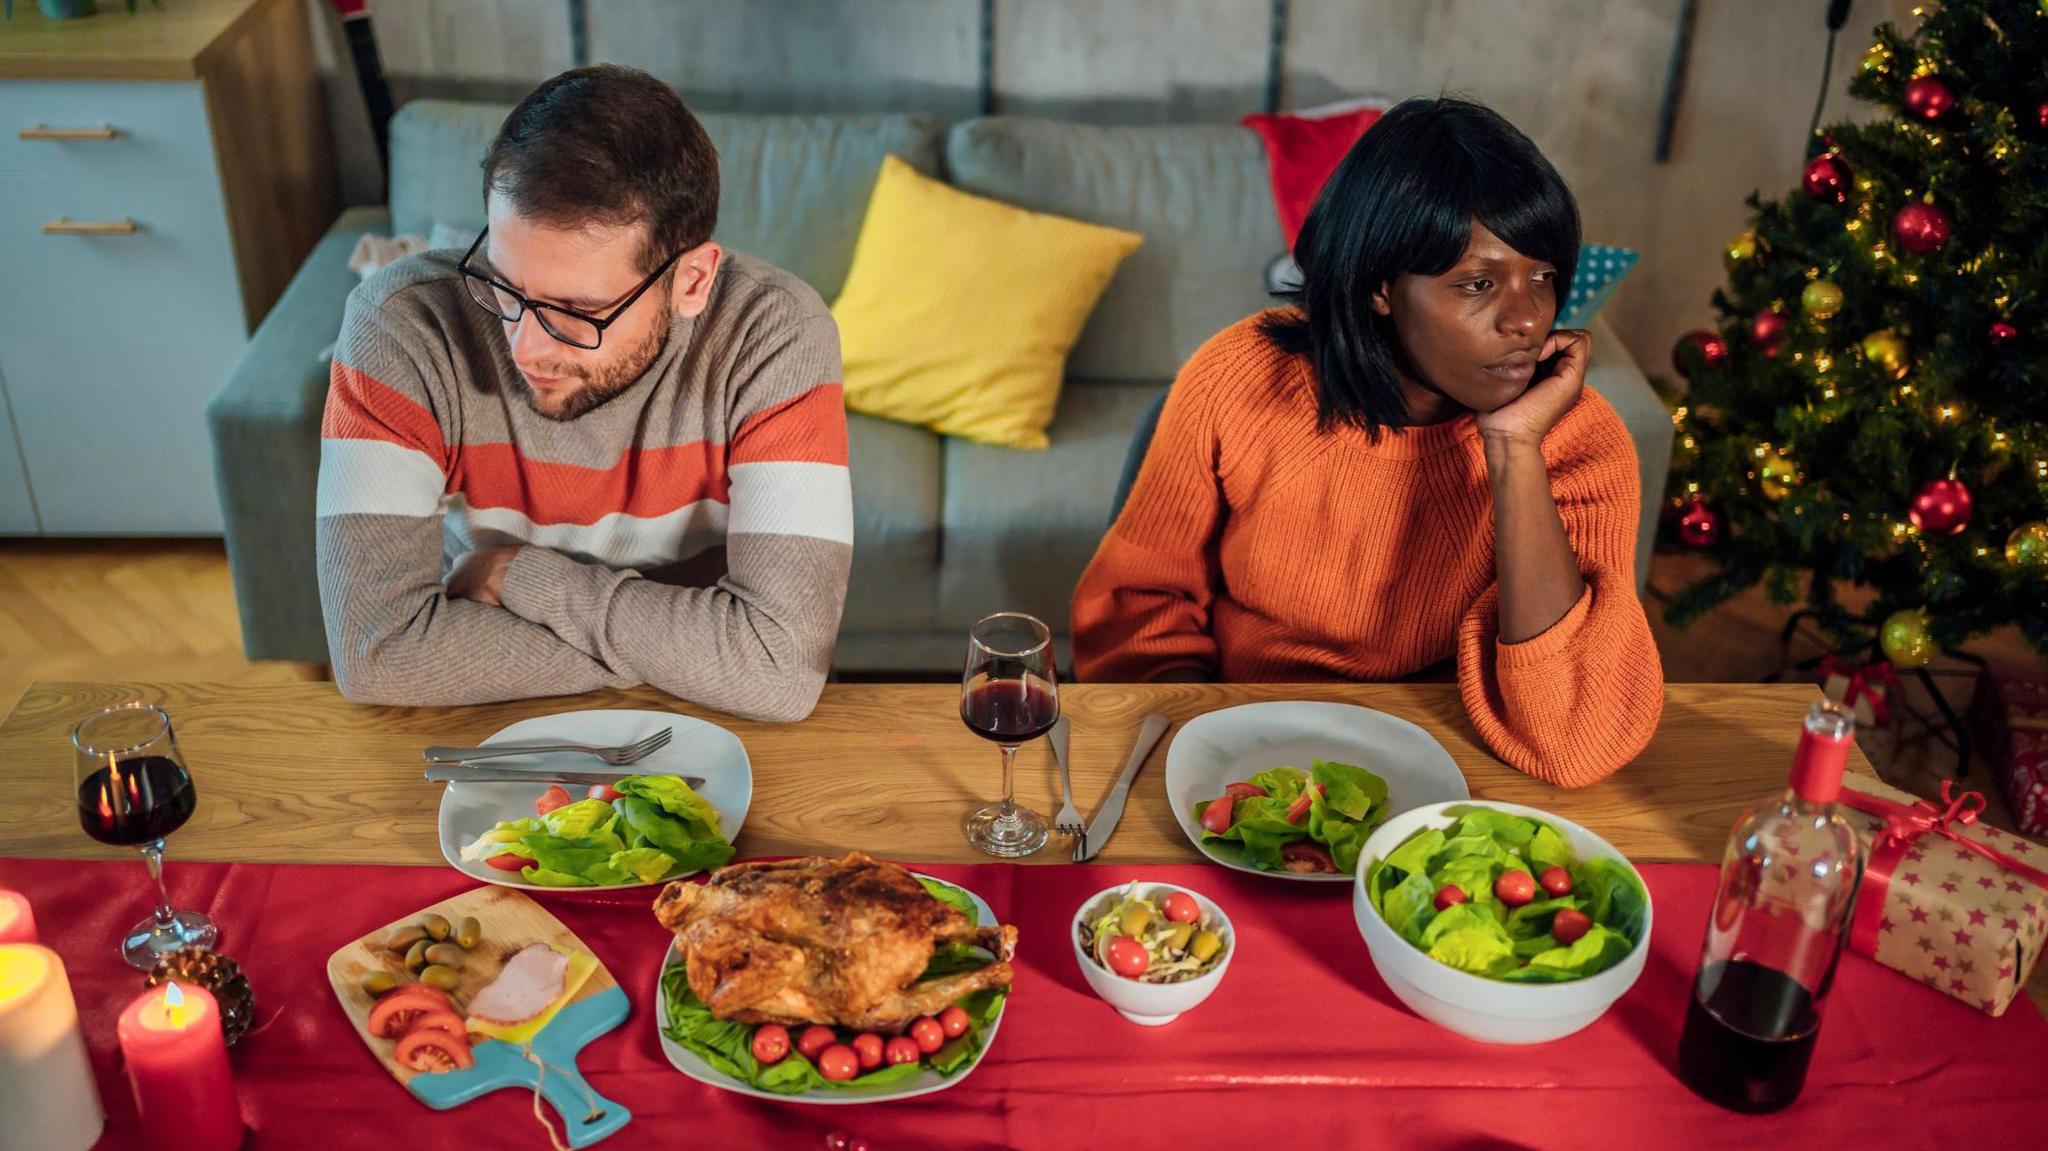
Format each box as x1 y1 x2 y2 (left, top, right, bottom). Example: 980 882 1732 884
1364 808 1649 982
660 878 1006 1094
460 775 734 887
1193 760 1389 874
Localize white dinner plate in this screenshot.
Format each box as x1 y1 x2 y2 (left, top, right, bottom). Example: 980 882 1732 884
435 709 751 892
654 874 1006 1105
1164 700 1468 883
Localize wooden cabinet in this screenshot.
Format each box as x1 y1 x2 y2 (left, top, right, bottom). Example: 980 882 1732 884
0 0 336 534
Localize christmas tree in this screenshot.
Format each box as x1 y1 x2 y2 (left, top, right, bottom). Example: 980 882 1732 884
1662 0 2048 669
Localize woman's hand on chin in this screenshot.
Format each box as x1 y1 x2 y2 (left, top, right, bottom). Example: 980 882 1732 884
1476 328 1590 452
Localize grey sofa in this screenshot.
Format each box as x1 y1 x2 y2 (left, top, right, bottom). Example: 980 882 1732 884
209 101 1672 674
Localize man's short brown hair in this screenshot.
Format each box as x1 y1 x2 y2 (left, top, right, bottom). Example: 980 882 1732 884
482 65 719 274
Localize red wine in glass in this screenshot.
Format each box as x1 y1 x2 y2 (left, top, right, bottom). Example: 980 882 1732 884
78 756 197 846
961 672 1060 744
960 613 1058 857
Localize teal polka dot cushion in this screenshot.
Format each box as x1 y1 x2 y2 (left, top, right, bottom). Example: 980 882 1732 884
1560 244 1639 329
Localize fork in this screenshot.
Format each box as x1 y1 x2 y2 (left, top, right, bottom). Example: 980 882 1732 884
422 728 673 766
1048 716 1085 841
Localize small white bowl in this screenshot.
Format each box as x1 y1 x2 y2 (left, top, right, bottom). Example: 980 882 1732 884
1071 883 1234 1026
1352 800 1652 1045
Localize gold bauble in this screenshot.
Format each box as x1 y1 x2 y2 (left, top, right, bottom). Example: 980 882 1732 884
1757 449 1800 502
1724 231 1758 268
1880 607 1938 669
1861 329 1910 378
1860 42 1890 74
2008 521 2048 569
1801 280 1845 320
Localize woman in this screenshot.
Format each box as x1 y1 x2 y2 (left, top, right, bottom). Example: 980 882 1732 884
1071 97 1663 787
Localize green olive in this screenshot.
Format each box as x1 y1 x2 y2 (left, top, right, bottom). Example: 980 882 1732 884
1188 930 1223 963
359 970 398 996
1163 922 1195 952
420 913 452 942
403 938 431 971
419 964 461 991
385 924 427 951
455 916 483 950
1118 903 1152 937
424 942 467 969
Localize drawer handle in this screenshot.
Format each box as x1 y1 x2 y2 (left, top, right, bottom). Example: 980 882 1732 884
42 217 140 236
19 124 120 141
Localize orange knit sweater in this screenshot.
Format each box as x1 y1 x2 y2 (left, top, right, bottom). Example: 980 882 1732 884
1072 314 1664 788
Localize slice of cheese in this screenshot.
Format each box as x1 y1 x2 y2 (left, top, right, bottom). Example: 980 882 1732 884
466 947 599 1045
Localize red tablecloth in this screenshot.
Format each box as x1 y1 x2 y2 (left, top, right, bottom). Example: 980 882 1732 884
5 855 2047 1150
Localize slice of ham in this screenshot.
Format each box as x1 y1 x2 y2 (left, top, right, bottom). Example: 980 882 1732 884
468 943 571 1026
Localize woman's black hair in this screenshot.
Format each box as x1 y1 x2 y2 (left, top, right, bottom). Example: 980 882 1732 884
1261 96 1580 436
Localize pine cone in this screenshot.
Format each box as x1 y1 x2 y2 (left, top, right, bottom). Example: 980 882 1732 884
144 946 257 1047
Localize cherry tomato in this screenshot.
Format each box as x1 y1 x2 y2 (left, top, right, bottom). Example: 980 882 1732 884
1539 866 1574 897
1285 792 1313 824
884 1035 922 1066
1199 796 1235 835
1281 841 1336 873
1161 891 1201 924
937 1005 972 1039
1433 884 1469 911
1551 908 1593 946
796 1025 837 1061
851 1032 885 1070
817 1044 860 1082
586 783 623 803
1104 935 1151 979
484 852 528 872
394 1027 475 1072
749 1023 790 1065
1495 870 1537 908
535 785 574 817
909 1016 946 1054
1223 781 1269 800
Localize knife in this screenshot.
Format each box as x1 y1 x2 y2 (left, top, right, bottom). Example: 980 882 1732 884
424 765 707 789
1076 714 1171 862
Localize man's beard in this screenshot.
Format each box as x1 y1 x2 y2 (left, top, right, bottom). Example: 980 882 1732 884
510 318 669 422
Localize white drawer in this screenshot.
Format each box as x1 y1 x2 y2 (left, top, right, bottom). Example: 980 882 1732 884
0 80 216 178
0 171 244 533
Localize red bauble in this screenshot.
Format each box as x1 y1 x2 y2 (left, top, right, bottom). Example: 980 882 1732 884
2038 102 2048 130
1801 152 1853 205
1677 498 1722 549
1672 329 1729 378
1891 200 1951 254
1902 75 1956 121
1750 307 1790 347
1907 478 1974 536
1989 320 2017 345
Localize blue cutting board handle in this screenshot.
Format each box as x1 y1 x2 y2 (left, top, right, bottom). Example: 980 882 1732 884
407 987 632 1148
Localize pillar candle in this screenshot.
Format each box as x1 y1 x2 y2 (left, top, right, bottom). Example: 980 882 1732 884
116 981 244 1151
0 944 104 1151
0 891 34 944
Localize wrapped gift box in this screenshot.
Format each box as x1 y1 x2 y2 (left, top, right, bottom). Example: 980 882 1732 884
1819 655 1903 773
1840 773 2048 1015
1972 664 2048 837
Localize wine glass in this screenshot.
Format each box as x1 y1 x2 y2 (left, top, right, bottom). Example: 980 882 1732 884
960 612 1060 857
72 704 217 969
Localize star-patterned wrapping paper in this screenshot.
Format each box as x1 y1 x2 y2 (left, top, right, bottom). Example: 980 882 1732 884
1842 773 2048 1016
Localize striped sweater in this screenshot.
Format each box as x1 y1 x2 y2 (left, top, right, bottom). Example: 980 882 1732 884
1071 313 1663 787
316 250 852 721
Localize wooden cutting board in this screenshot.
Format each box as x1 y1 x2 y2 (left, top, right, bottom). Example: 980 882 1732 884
325 886 632 1147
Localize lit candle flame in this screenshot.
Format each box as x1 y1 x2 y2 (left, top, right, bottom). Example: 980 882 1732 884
163 981 188 1028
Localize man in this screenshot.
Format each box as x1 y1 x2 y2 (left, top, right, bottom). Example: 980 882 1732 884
317 66 851 721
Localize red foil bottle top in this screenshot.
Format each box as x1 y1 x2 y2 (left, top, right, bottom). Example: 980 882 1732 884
1788 702 1855 804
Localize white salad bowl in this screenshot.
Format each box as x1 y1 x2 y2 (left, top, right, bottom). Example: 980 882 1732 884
1071 883 1235 1026
1351 800 1652 1045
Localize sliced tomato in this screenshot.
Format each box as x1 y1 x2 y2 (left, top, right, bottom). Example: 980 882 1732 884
1285 792 1313 824
483 853 528 872
1281 841 1336 873
1198 796 1235 835
1222 782 1269 800
586 783 623 803
401 1008 467 1039
535 785 574 816
395 1026 475 1073
368 985 456 1037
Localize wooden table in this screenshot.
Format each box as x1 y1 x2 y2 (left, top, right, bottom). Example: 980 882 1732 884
0 680 1857 866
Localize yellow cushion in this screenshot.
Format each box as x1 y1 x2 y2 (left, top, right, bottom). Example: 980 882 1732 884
831 155 1142 450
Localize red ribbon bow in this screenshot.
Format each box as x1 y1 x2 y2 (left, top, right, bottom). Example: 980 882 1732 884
1841 780 2048 954
1817 654 1904 727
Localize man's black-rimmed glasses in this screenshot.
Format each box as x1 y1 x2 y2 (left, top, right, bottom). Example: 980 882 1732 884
457 228 684 350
